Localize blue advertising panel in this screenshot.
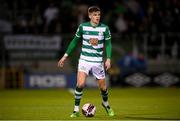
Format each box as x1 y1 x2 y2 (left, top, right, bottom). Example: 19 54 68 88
24 73 67 88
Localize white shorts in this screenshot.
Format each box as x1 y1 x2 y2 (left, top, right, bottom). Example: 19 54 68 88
78 59 105 79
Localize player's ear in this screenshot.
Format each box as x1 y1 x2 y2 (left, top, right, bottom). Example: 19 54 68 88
89 15 91 19
88 13 92 19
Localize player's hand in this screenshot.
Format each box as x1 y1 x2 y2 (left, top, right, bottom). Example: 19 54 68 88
105 59 111 70
58 55 67 67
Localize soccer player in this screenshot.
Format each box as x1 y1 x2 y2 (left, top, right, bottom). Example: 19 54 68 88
58 6 115 117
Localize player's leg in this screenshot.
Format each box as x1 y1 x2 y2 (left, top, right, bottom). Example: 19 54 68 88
98 79 109 106
92 64 115 116
70 60 90 117
70 71 87 117
75 71 87 111
97 79 114 116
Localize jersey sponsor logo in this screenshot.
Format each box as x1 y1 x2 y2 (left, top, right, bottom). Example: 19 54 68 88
89 38 98 46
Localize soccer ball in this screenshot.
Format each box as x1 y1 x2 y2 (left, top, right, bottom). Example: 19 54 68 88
82 103 96 117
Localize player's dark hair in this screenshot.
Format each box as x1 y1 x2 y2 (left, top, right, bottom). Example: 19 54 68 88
88 6 101 13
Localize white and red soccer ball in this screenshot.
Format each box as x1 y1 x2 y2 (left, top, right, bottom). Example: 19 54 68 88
82 103 96 117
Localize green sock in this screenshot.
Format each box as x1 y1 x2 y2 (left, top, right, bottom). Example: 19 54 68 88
101 89 109 107
74 87 83 110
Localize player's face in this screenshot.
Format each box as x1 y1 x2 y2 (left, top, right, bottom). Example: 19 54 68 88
89 11 101 25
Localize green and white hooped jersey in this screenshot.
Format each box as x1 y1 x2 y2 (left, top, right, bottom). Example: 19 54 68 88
75 22 111 63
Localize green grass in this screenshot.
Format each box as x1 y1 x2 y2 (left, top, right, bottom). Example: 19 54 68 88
0 88 180 120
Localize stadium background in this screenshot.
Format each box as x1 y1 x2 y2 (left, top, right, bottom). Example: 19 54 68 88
0 0 180 88
0 0 180 120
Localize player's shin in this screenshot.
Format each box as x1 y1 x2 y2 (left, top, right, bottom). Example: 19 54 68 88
101 89 109 107
101 89 115 116
74 86 83 112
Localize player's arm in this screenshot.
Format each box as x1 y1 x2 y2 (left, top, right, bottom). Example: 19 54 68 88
105 38 112 60
58 25 82 67
105 38 112 70
104 26 112 70
58 36 80 67
65 36 80 56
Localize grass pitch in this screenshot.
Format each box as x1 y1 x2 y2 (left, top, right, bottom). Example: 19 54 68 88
0 88 180 120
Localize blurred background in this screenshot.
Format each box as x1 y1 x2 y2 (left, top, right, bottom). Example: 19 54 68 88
0 0 180 89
